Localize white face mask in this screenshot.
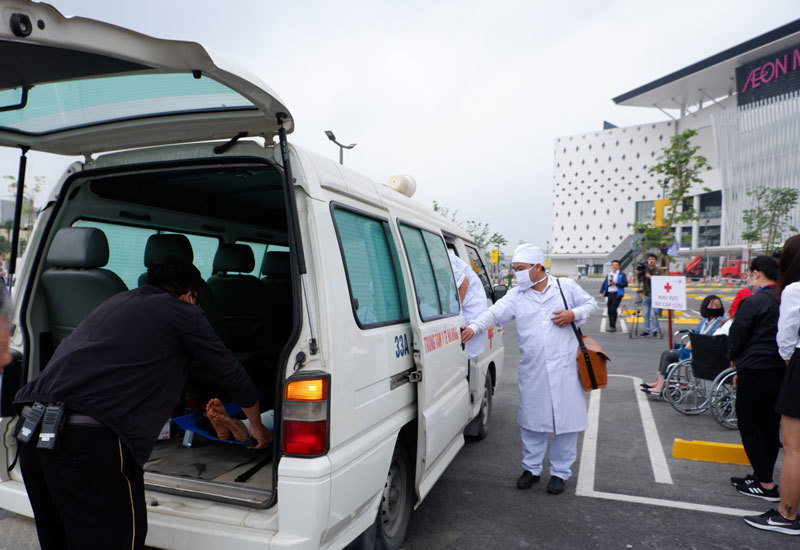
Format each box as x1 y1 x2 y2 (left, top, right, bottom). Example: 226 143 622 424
516 267 547 290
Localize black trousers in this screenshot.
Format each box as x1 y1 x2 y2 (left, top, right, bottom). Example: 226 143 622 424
735 368 784 483
20 424 147 550
606 293 622 329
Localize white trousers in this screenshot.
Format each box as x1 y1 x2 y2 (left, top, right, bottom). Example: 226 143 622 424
520 428 579 480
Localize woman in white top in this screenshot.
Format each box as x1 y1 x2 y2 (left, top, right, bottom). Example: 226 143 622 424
744 235 800 535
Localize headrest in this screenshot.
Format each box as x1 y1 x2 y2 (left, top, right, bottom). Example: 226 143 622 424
144 234 193 267
213 243 255 273
262 251 290 277
47 227 110 269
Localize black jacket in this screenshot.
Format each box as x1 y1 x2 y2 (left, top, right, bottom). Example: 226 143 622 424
727 284 785 372
15 285 259 465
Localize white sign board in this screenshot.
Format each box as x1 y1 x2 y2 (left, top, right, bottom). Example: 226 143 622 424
651 276 687 311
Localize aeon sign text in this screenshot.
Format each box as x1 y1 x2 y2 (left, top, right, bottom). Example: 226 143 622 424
736 44 800 106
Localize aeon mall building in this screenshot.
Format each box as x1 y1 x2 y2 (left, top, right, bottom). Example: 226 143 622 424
549 19 800 277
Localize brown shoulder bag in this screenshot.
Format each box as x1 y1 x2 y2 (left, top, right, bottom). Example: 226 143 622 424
556 279 609 391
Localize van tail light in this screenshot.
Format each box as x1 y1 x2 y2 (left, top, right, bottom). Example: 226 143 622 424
282 374 330 457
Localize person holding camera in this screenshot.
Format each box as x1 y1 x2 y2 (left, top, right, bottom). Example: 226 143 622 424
639 253 664 336
598 260 627 332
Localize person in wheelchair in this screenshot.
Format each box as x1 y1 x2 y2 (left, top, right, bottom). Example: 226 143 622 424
641 295 727 396
727 256 783 503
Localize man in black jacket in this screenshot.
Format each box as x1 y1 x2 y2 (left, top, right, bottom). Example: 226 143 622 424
728 255 784 502
14 257 270 550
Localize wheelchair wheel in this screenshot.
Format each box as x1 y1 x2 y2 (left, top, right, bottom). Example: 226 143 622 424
710 368 737 430
662 360 688 404
665 361 711 415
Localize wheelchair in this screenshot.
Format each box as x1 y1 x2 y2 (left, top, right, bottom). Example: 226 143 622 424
662 331 737 428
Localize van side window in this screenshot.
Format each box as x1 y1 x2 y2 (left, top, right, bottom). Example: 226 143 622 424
465 245 493 298
73 220 155 289
73 221 219 286
332 208 409 327
235 242 290 276
399 224 459 321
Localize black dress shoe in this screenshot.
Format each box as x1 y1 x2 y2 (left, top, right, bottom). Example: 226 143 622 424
547 476 566 494
517 470 540 489
640 331 650 336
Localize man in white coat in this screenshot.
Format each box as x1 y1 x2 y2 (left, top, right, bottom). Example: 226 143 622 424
449 252 488 360
461 244 597 494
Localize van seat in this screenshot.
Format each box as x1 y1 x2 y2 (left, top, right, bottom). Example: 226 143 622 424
260 251 292 343
41 227 127 346
138 234 228 344
207 244 267 351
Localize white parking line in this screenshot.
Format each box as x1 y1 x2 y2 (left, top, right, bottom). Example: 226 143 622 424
575 376 761 517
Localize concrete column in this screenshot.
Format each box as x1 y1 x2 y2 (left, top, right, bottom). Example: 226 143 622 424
692 195 701 249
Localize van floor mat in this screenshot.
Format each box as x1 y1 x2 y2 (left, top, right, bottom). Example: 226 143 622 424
145 437 270 483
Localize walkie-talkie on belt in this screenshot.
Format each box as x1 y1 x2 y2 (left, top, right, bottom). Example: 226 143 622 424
37 403 66 451
17 402 46 444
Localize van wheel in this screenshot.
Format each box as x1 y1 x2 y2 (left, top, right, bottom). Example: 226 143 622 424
347 442 413 550
466 375 492 440
375 442 413 549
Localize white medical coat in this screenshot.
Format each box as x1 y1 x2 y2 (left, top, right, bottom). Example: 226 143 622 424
467 275 598 434
449 253 488 358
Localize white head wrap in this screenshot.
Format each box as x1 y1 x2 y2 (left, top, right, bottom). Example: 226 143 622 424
512 243 545 267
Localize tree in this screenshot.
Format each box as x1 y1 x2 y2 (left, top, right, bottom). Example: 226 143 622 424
741 186 799 255
632 129 711 263
432 201 507 258
4 174 44 257
5 174 43 230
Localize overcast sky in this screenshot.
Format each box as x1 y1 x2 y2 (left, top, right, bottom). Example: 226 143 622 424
2 0 799 252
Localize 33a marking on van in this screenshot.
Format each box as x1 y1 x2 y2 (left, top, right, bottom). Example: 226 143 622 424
395 333 410 358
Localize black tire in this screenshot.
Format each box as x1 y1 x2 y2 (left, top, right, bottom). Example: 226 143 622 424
349 442 413 550
466 373 492 440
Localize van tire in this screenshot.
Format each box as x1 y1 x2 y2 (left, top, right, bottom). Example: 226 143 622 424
348 441 414 550
466 374 492 440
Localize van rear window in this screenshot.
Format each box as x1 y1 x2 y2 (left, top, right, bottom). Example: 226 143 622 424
332 208 408 328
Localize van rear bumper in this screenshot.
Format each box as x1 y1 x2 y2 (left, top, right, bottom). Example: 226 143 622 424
146 512 276 550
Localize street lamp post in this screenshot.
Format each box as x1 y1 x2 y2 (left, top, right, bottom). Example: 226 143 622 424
324 130 356 165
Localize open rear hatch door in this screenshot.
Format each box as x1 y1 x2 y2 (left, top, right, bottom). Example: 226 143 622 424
0 0 293 156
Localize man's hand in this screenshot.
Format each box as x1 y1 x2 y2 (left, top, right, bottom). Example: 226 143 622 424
551 309 575 327
461 326 474 343
645 272 652 279
249 422 272 449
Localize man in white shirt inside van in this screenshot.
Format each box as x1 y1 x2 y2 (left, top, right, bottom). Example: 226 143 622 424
461 244 597 495
449 252 488 359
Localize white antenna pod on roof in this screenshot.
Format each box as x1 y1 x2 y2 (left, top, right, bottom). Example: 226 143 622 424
386 175 417 198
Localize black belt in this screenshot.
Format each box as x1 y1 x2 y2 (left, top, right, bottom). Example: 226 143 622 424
22 405 104 427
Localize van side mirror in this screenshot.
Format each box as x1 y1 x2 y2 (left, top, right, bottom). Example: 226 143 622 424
492 284 508 302
0 351 23 417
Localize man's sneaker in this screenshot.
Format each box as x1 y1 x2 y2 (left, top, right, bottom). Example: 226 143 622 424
737 483 780 502
731 473 757 487
640 331 650 336
607 327 617 333
652 332 659 337
743 509 800 535
516 470 540 489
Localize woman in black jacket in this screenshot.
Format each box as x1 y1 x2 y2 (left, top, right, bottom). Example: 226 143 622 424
728 255 784 502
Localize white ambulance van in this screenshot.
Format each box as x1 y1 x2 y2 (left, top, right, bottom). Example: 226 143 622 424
0 2 506 548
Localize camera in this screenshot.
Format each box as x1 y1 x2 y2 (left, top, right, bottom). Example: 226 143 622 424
635 262 647 281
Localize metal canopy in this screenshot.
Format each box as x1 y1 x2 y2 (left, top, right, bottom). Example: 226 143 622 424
613 19 800 110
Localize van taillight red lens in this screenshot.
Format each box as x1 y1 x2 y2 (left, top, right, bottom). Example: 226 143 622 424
283 420 327 455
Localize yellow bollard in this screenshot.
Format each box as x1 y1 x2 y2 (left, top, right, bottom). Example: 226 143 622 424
672 439 750 465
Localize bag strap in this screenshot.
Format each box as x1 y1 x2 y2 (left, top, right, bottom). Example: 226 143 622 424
556 279 599 389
